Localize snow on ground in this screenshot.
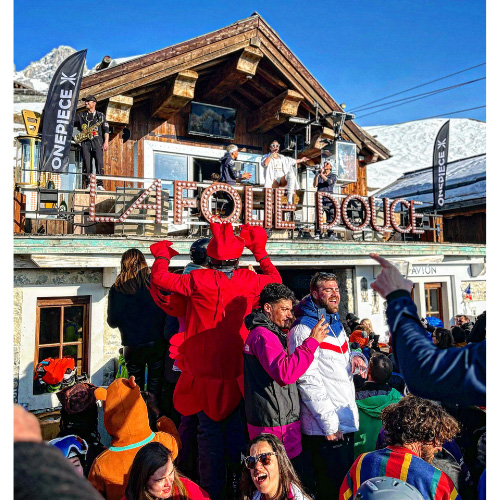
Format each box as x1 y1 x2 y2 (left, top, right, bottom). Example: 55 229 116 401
364 118 486 192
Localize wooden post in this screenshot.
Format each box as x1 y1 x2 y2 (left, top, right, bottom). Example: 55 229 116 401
105 95 134 125
152 70 199 120
201 47 263 102
14 190 25 234
247 89 304 133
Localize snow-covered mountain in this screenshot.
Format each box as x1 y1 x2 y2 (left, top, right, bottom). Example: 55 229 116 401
14 46 143 94
365 118 486 192
14 46 87 92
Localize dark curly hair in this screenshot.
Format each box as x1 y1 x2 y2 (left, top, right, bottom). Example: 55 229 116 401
259 283 295 309
382 395 459 447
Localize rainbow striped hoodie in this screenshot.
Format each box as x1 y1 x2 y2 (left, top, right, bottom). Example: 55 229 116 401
339 445 460 500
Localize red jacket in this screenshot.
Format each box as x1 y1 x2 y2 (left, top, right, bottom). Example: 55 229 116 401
151 257 281 421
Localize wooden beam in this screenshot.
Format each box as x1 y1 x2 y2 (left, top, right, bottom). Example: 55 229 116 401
299 127 335 159
247 89 304 133
152 70 198 120
106 95 134 125
200 46 263 103
79 30 256 104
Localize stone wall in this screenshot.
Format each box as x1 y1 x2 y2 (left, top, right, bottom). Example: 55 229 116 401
102 291 122 386
13 287 23 402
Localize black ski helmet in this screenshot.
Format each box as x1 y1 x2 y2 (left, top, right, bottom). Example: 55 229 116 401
190 238 210 266
354 477 425 500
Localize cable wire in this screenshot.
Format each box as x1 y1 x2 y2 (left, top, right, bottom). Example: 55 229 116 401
350 62 486 111
425 106 486 119
355 77 485 119
353 77 485 113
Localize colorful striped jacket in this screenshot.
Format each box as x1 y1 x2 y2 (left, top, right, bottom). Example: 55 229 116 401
339 446 460 500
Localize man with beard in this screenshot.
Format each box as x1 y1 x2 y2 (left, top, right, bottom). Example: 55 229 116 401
340 395 461 500
288 272 367 500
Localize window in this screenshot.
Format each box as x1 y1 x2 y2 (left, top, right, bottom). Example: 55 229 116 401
154 152 189 194
34 296 90 393
424 283 443 322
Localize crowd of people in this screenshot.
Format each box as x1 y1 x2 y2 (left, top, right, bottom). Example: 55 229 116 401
14 223 486 500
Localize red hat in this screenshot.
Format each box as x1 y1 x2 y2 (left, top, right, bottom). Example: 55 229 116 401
206 222 245 261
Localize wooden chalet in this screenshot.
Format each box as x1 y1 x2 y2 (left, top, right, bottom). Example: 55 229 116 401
13 14 486 418
78 13 390 195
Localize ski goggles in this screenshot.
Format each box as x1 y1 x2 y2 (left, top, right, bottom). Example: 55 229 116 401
49 434 88 458
243 452 276 469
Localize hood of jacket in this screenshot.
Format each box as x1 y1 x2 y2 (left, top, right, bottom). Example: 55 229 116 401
95 377 153 447
356 388 401 418
246 310 288 346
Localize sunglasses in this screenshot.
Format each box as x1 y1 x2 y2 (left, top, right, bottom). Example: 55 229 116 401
243 452 276 469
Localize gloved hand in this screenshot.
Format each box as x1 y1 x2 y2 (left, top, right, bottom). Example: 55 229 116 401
239 224 268 261
150 240 179 261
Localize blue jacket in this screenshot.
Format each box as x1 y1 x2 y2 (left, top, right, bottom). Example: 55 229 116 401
219 152 241 185
386 291 486 406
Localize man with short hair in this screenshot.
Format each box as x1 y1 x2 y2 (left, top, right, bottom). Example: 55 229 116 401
288 272 367 500
219 144 252 185
74 95 109 190
219 144 252 218
243 283 328 471
340 395 461 500
261 140 309 203
354 354 401 455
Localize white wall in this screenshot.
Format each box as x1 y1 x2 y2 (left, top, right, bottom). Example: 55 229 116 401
18 284 106 411
353 262 486 342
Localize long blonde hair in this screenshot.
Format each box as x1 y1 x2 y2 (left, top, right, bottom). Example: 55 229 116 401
360 318 373 333
114 248 150 295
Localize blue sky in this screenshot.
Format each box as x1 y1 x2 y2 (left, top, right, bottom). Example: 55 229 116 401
13 0 486 126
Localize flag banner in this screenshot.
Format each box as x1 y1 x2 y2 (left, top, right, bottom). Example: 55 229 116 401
39 49 87 173
464 284 472 300
432 120 450 209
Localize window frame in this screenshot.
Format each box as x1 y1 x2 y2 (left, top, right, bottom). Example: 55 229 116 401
34 296 90 378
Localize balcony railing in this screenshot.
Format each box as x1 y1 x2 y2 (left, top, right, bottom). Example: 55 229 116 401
14 173 442 242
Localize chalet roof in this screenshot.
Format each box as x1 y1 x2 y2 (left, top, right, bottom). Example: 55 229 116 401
375 154 486 210
79 13 390 160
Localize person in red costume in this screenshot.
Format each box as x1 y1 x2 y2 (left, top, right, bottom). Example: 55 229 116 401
149 221 281 500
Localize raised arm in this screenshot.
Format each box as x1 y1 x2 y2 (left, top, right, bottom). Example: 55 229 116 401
150 241 192 296
370 253 486 406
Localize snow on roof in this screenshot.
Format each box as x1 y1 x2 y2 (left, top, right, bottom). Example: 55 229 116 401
365 118 486 191
13 102 45 114
375 154 486 208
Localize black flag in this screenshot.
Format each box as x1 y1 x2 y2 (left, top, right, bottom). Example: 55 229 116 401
39 49 87 173
432 120 450 209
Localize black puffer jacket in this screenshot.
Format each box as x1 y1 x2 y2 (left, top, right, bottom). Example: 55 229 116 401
107 284 167 346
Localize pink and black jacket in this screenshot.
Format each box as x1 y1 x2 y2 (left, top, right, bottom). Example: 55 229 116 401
243 311 320 458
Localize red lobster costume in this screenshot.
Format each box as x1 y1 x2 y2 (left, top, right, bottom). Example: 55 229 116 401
149 223 281 422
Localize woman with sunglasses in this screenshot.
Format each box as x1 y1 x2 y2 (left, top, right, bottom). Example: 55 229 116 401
124 442 209 500
241 434 311 500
